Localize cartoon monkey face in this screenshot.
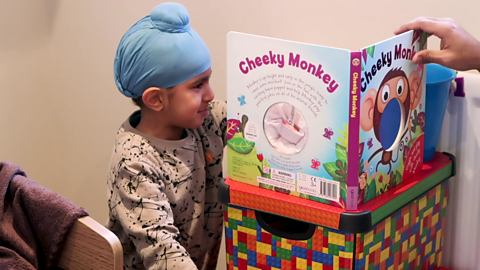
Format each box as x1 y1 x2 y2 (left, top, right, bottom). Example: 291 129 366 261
359 67 424 174
361 68 415 144
372 69 411 147
376 76 409 113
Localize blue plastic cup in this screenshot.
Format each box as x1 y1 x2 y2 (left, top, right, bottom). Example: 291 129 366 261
424 64 457 161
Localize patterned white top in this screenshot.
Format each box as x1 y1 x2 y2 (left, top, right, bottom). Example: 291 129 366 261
107 100 227 270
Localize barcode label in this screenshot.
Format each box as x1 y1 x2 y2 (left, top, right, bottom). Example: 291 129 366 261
319 178 339 201
297 173 340 202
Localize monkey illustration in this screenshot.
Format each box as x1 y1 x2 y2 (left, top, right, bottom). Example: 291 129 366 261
358 171 368 204
360 68 423 174
352 58 360 66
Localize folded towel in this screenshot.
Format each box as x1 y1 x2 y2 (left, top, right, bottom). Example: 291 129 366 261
0 161 89 270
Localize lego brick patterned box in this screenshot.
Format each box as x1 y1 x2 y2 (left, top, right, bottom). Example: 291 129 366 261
220 153 455 270
224 181 448 270
227 30 427 210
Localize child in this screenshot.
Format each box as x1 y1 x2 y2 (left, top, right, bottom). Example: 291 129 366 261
107 3 227 270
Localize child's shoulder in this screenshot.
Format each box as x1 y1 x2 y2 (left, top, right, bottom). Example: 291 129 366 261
111 126 160 172
115 125 148 146
114 126 155 158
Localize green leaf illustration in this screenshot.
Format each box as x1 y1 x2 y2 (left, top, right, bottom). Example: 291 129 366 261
239 115 249 134
334 159 347 183
257 165 263 174
227 137 255 154
309 195 332 205
340 188 347 202
259 183 274 190
299 193 309 199
365 180 377 202
396 171 402 183
358 159 365 176
335 143 348 163
323 162 340 179
411 109 420 133
367 45 375 58
418 112 425 132
421 32 428 49
336 159 346 173
338 125 348 147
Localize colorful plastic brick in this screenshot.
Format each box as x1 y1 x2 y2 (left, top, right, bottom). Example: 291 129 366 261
224 180 450 270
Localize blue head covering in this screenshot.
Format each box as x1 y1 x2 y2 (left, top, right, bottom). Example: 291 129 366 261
114 2 211 98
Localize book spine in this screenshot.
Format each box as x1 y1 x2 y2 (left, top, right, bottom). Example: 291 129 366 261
346 51 362 210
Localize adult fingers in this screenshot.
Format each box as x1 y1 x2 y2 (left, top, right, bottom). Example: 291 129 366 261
413 49 449 66
394 17 449 38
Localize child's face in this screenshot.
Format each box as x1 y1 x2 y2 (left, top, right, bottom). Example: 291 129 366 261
165 68 214 129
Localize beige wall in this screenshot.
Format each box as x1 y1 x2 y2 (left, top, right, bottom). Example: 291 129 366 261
2 0 480 269
0 0 57 189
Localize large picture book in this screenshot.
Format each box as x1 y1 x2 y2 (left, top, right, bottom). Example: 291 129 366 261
227 30 427 210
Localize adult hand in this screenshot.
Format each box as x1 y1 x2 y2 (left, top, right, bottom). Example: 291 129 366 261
395 17 480 71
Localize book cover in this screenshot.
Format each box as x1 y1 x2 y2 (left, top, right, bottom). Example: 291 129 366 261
356 31 426 206
226 30 426 210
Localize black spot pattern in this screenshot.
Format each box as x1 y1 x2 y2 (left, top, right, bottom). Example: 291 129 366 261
107 101 227 270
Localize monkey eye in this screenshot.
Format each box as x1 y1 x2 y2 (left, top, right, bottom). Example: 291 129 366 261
381 85 390 103
397 79 405 95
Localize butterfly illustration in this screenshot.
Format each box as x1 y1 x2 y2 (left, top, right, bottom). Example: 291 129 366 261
237 95 246 106
323 128 334 140
367 138 373 149
311 159 321 170
419 104 422 109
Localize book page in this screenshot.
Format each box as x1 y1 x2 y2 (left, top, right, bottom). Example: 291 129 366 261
357 30 426 205
227 32 351 206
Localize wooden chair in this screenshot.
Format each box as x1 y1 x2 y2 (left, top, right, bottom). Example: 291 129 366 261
57 216 123 270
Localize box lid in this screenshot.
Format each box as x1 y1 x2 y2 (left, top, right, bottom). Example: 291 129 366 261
219 152 455 233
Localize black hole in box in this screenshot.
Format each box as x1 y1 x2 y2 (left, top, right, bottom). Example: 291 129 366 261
256 211 315 241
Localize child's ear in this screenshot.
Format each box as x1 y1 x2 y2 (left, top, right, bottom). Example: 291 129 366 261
142 87 167 111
